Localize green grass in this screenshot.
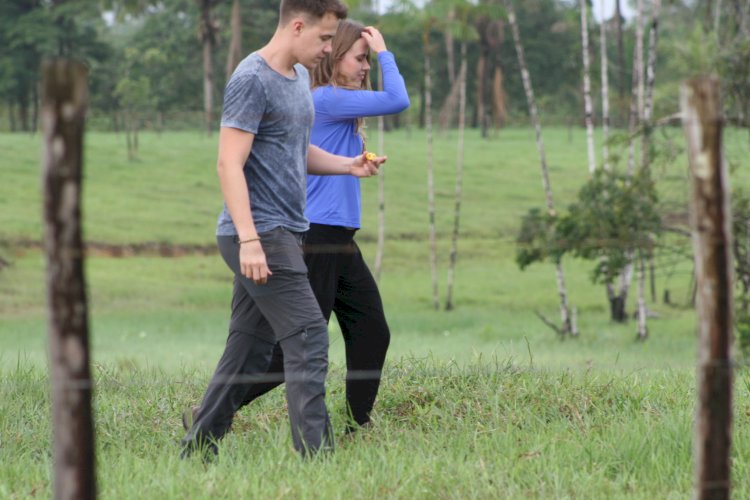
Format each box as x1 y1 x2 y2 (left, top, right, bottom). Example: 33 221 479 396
1 127 750 497
3 359 750 498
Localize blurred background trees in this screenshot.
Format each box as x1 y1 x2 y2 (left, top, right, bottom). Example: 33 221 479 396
1 0 746 135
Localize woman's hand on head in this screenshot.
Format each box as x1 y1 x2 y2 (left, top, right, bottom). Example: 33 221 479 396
362 27 387 54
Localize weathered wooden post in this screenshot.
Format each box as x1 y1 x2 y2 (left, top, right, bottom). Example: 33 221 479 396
42 59 96 500
681 76 732 500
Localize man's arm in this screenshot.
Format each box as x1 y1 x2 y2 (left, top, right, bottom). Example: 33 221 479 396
217 127 271 284
307 144 386 177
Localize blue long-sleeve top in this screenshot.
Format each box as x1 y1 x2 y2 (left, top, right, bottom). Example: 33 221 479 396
306 51 410 229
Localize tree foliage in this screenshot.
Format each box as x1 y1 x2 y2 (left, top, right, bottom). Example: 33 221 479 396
516 169 661 285
0 0 749 131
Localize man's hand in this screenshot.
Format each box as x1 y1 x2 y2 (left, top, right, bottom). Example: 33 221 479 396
239 240 272 285
349 152 387 178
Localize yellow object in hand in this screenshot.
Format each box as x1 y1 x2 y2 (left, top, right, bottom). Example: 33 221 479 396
365 152 377 161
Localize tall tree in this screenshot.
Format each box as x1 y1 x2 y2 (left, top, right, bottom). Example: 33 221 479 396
580 0 596 174
198 0 222 136
423 16 440 310
505 0 575 336
487 17 506 130
641 0 662 170
225 0 242 79
600 0 610 170
627 0 645 176
445 7 456 86
615 0 626 126
445 41 467 311
373 59 386 281
474 10 505 137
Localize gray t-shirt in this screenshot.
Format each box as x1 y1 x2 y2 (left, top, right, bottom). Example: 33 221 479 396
216 52 314 235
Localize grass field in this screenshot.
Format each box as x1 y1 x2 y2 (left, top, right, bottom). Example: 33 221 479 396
2 127 750 497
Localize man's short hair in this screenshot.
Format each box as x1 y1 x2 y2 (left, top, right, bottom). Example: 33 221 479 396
279 0 348 25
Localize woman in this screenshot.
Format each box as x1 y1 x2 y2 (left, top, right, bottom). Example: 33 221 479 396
304 20 410 431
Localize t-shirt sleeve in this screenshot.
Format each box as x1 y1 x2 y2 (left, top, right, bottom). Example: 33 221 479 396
220 71 266 133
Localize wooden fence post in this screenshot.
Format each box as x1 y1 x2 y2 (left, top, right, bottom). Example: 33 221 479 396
42 59 96 500
681 76 732 500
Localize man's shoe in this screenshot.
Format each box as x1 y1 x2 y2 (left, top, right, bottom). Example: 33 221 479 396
182 405 199 431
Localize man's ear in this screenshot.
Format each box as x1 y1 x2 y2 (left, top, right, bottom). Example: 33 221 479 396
290 18 305 35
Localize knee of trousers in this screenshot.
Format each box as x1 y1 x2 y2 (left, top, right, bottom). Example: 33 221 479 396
356 323 391 352
280 323 329 373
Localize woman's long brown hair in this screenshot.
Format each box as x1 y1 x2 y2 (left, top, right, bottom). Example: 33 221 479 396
311 19 372 140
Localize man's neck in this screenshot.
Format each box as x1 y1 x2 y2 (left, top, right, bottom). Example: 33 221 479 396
257 33 298 78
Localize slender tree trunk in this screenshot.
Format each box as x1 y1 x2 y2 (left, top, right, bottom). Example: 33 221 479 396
419 76 425 128
19 90 30 132
616 0 626 126
32 80 40 134
471 61 480 129
225 0 242 80
125 112 134 161
492 67 506 129
445 8 455 86
627 0 645 176
641 0 662 170
475 52 486 135
134 119 139 154
636 0 645 123
487 20 505 131
636 252 648 340
600 0 611 170
8 99 16 132
202 41 215 135
41 59 96 500
445 44 467 311
606 283 627 321
506 0 574 335
199 0 217 136
740 0 750 38
640 1 662 306
374 61 386 281
681 76 733 500
580 0 596 173
606 246 632 323
649 253 657 302
714 0 723 37
438 72 462 131
424 34 440 311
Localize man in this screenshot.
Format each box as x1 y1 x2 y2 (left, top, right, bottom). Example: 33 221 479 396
181 0 385 458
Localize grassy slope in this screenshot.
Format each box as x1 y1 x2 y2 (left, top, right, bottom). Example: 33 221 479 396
1 128 750 497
